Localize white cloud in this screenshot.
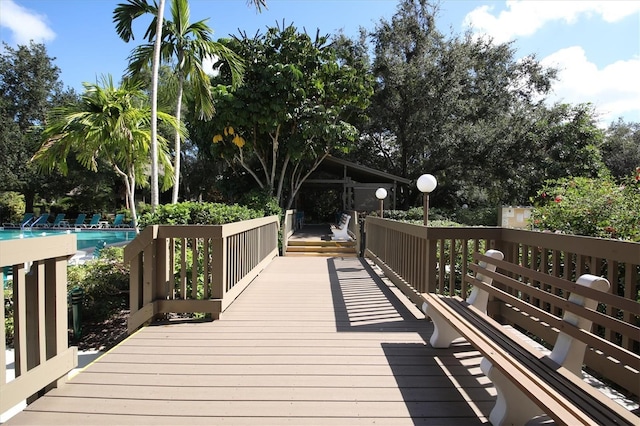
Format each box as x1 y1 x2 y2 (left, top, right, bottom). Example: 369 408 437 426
0 0 56 45
463 1 640 43
202 55 220 77
540 46 640 125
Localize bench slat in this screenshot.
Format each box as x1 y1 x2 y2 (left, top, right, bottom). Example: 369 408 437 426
473 252 640 315
466 272 640 371
466 264 640 343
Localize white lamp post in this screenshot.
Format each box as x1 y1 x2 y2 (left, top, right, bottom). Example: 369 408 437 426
417 174 437 226
375 188 387 218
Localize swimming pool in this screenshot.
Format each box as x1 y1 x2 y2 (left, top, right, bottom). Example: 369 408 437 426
0 228 136 250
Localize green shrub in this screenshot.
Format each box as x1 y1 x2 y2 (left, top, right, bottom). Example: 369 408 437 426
531 172 640 241
240 189 282 219
4 247 129 345
450 206 498 226
4 285 14 345
0 192 25 224
379 207 449 224
67 247 129 323
137 201 264 227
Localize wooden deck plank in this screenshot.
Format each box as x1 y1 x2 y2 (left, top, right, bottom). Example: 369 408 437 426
44 383 495 402
80 361 486 377
13 398 493 419
7 413 489 426
5 257 494 425
69 371 494 389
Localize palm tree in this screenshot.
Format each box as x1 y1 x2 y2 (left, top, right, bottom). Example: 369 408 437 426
33 76 184 230
114 0 166 210
114 0 265 204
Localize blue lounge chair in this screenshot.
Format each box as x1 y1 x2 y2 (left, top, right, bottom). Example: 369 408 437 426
2 213 35 228
110 214 125 228
83 214 101 228
49 213 66 227
70 214 87 228
31 213 50 228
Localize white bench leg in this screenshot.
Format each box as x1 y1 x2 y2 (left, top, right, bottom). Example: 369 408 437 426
548 274 609 375
481 358 543 426
422 302 460 348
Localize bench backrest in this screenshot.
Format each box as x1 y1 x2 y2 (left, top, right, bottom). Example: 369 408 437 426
550 274 609 375
465 249 503 313
465 252 640 396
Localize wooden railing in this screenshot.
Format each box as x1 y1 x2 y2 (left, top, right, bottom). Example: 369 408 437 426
124 216 280 333
364 217 640 397
282 210 296 256
1 235 78 415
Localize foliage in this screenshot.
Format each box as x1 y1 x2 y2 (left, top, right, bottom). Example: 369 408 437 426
137 201 263 227
34 76 184 229
377 207 450 224
531 173 640 241
4 285 14 345
188 22 373 209
449 206 498 226
0 192 25 224
0 41 75 212
601 119 640 180
239 189 282 219
361 1 611 210
67 247 129 323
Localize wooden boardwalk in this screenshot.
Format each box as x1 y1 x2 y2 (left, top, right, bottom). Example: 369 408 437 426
6 257 495 425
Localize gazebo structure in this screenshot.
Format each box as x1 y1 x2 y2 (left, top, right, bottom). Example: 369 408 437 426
295 155 411 218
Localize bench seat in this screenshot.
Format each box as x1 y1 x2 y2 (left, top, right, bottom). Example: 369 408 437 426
422 250 639 426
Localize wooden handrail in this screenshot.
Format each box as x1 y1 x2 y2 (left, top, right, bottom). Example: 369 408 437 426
1 234 78 415
125 216 280 333
123 225 157 263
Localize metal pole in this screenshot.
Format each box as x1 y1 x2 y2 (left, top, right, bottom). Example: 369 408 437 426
379 199 384 219
424 193 429 226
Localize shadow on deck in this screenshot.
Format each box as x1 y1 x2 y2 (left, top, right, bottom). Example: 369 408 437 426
5 257 495 425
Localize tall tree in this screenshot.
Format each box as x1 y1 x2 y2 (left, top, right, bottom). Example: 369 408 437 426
190 23 372 208
114 0 266 205
367 0 557 208
33 76 184 230
0 42 65 212
114 0 164 209
151 0 166 208
601 118 640 180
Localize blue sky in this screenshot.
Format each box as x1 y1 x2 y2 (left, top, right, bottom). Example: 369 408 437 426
1 0 638 127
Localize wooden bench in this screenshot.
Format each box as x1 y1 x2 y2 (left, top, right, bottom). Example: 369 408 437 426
331 213 351 240
421 250 639 426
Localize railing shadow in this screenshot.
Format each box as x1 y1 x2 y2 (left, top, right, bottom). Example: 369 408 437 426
327 257 428 336
381 342 494 424
326 257 495 423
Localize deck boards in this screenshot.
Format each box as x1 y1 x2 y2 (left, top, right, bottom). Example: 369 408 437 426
5 256 495 425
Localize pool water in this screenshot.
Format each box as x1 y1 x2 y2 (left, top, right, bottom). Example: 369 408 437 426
0 228 136 250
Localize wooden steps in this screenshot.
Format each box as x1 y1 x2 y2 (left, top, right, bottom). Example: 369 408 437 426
286 239 357 257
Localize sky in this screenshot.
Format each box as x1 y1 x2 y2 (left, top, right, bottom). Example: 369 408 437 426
1 0 639 127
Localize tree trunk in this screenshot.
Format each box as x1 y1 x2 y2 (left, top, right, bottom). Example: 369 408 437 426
149 0 166 210
171 77 184 204
114 164 140 234
23 190 35 215
126 174 139 233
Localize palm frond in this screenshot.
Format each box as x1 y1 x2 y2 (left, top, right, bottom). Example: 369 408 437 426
113 0 157 42
248 0 268 13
